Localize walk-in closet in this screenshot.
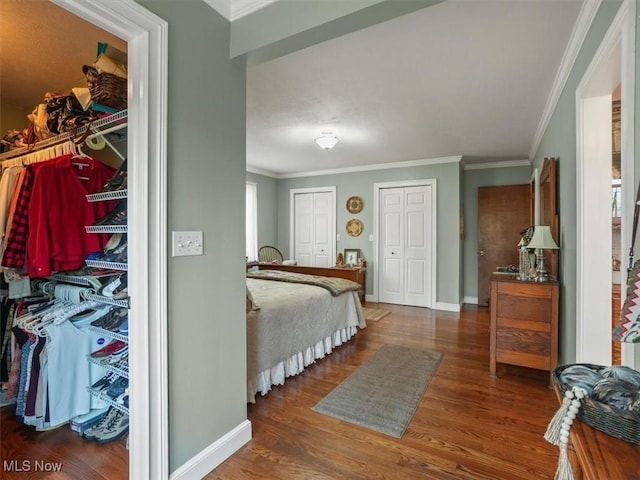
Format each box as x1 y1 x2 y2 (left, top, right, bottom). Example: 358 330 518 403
0 2 130 477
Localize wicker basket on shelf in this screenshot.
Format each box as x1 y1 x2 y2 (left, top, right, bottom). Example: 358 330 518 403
553 363 640 444
83 65 127 111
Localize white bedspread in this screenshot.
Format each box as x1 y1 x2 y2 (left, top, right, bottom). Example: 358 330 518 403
247 277 366 403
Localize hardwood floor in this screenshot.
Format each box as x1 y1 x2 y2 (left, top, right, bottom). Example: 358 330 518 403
0 303 560 479
0 408 128 479
211 303 560 480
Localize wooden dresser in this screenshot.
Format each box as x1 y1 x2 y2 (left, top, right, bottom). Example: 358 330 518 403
489 275 559 384
255 263 367 304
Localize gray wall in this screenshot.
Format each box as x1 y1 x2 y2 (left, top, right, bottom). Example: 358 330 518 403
138 1 247 472
462 165 532 301
257 161 534 306
276 161 462 305
532 0 624 365
247 171 278 249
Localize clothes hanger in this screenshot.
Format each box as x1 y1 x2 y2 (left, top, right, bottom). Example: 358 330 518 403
70 142 92 180
17 300 61 330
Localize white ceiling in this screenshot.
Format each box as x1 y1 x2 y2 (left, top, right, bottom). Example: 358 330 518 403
245 0 583 177
1 1 583 178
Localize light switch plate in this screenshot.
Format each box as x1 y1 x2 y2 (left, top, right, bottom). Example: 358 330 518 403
172 231 204 256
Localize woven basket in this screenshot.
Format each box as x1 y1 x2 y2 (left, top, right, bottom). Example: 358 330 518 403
553 364 640 444
83 65 127 111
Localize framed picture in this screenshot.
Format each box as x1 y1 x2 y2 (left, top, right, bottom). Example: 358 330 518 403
344 249 359 266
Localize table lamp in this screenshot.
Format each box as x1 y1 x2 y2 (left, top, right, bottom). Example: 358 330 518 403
527 225 559 282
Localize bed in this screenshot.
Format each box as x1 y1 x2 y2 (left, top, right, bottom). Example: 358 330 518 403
246 269 366 403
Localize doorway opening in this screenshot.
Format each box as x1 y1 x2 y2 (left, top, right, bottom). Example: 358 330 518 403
576 0 635 367
51 1 169 477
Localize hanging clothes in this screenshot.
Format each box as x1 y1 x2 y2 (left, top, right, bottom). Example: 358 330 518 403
0 166 24 255
1 161 50 270
9 289 113 429
0 141 102 274
27 153 115 277
0 297 14 382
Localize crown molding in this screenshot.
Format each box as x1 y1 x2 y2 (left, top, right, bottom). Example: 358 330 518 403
246 165 279 178
529 0 602 160
463 159 531 170
269 155 463 179
250 156 533 177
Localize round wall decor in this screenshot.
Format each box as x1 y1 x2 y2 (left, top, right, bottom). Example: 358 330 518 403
346 219 363 237
346 196 363 214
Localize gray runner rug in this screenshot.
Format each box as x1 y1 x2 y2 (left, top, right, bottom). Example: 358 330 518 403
312 345 442 438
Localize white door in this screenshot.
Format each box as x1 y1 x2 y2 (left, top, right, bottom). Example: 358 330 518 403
380 188 404 304
294 193 314 265
293 190 334 267
379 185 432 307
312 192 332 266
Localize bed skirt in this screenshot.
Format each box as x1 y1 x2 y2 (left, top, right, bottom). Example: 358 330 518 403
247 325 358 403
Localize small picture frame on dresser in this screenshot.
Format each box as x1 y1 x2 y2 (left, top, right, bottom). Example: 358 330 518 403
344 249 359 266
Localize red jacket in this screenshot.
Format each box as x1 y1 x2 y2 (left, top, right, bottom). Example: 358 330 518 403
27 154 115 277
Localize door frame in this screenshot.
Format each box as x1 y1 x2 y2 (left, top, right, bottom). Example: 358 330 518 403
576 0 635 366
373 179 437 307
289 186 336 264
53 1 169 478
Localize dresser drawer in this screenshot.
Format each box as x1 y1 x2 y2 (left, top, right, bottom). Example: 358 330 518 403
496 294 552 323
490 277 559 383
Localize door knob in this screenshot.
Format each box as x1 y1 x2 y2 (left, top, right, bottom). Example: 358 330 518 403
479 250 485 256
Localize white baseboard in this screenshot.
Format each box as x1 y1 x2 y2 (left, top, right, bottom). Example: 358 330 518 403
463 296 478 305
169 420 252 480
365 296 463 312
434 302 461 312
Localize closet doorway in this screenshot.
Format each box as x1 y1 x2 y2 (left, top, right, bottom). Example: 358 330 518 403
373 179 437 308
289 187 336 266
0 1 168 478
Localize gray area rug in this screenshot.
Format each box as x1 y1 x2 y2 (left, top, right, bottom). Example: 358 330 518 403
312 345 442 437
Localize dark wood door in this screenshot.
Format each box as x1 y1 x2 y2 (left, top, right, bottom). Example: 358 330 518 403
477 185 531 306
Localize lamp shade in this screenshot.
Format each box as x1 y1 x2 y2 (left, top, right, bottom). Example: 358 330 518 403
314 133 339 150
527 225 559 250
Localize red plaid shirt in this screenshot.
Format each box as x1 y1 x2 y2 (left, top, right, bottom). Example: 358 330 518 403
1 163 45 270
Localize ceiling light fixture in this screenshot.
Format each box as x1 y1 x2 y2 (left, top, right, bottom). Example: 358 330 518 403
314 132 339 150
